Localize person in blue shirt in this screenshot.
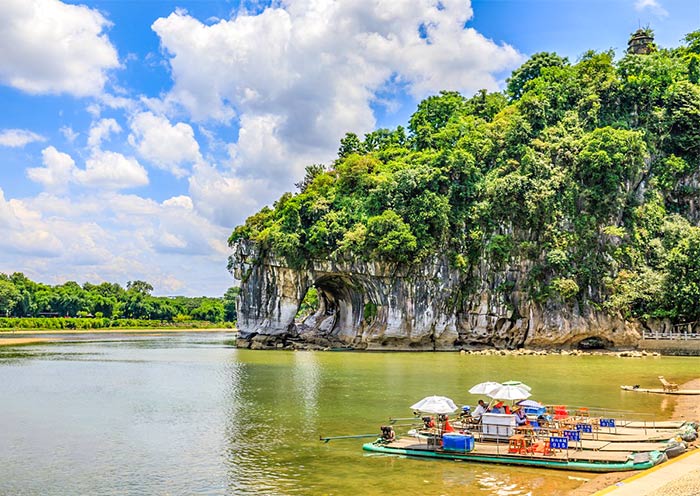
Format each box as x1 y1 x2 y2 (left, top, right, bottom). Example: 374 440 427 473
490 401 505 414
514 406 529 426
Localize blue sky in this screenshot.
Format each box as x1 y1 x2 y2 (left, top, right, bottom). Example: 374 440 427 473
0 0 697 296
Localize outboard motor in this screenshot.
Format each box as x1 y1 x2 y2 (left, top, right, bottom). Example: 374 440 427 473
380 425 395 442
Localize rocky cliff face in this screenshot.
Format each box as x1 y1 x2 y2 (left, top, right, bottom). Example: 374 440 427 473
231 240 643 350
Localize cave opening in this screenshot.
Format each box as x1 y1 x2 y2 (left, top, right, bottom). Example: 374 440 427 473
296 274 366 342
576 336 614 350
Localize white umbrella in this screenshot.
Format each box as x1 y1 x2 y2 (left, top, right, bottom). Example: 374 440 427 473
410 395 458 414
468 381 502 395
517 399 543 408
502 380 532 392
487 384 531 401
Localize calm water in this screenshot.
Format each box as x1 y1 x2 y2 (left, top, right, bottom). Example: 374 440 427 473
0 333 698 495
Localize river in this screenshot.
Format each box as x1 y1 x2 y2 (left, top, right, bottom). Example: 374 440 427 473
0 332 697 495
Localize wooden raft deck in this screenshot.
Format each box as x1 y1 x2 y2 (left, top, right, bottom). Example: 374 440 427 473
568 427 677 442
623 420 687 429
389 437 640 463
479 438 668 452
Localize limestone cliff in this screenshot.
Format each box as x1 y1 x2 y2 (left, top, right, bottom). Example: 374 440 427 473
228 39 700 351
231 240 642 350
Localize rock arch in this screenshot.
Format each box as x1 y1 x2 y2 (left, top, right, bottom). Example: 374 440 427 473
297 274 366 345
231 241 643 350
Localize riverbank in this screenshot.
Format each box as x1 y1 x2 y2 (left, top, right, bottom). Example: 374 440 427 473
569 378 700 496
0 328 236 346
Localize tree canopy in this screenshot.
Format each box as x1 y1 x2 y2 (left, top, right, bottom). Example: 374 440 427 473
0 272 236 324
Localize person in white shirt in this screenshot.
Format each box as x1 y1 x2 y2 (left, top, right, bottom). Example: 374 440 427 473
473 399 488 419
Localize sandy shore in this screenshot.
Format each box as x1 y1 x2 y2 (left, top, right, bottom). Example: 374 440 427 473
568 378 700 496
0 337 58 346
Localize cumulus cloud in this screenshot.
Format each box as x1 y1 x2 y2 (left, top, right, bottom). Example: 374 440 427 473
162 195 194 210
60 126 79 143
188 162 271 227
0 188 63 257
128 111 202 177
75 151 149 189
152 0 523 203
0 0 119 97
26 146 76 190
0 188 232 295
88 118 122 149
27 146 148 191
634 0 669 17
0 129 45 148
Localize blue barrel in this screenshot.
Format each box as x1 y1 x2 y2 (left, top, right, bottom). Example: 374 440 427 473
442 433 475 452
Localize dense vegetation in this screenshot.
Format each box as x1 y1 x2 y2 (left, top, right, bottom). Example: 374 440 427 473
230 31 700 325
0 272 239 328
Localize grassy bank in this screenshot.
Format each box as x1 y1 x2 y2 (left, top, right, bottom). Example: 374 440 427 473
0 317 235 332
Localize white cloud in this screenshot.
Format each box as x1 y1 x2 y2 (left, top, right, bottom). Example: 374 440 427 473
128 111 202 177
229 113 292 178
188 162 271 227
0 129 45 148
0 188 63 257
27 146 148 191
26 146 76 190
152 0 523 201
0 0 120 97
162 195 194 210
0 188 232 295
60 126 79 143
88 118 122 149
634 0 669 17
75 150 149 189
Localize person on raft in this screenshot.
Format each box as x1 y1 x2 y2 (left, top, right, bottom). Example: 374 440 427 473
514 406 529 427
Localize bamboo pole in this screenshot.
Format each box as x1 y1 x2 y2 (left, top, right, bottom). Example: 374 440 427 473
319 434 379 443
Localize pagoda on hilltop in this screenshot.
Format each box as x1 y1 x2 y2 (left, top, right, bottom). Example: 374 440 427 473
628 28 655 55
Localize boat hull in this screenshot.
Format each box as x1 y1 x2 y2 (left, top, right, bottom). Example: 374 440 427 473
362 442 666 473
620 385 700 395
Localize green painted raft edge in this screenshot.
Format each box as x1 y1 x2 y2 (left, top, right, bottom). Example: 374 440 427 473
361 442 665 473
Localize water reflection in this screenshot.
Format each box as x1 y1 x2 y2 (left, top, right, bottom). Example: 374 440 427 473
293 351 320 430
223 351 307 495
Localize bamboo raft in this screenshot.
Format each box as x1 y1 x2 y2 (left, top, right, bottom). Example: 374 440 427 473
621 420 687 429
363 436 667 472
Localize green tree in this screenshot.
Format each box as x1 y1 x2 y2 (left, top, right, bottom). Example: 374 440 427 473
338 132 362 158
663 81 700 161
665 226 700 321
506 52 569 100
295 164 327 193
365 210 417 262
223 287 240 322
0 279 21 317
409 90 466 149
126 280 153 295
191 300 225 323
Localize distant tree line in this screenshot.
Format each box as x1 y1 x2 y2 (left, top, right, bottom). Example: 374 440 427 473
0 272 240 327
